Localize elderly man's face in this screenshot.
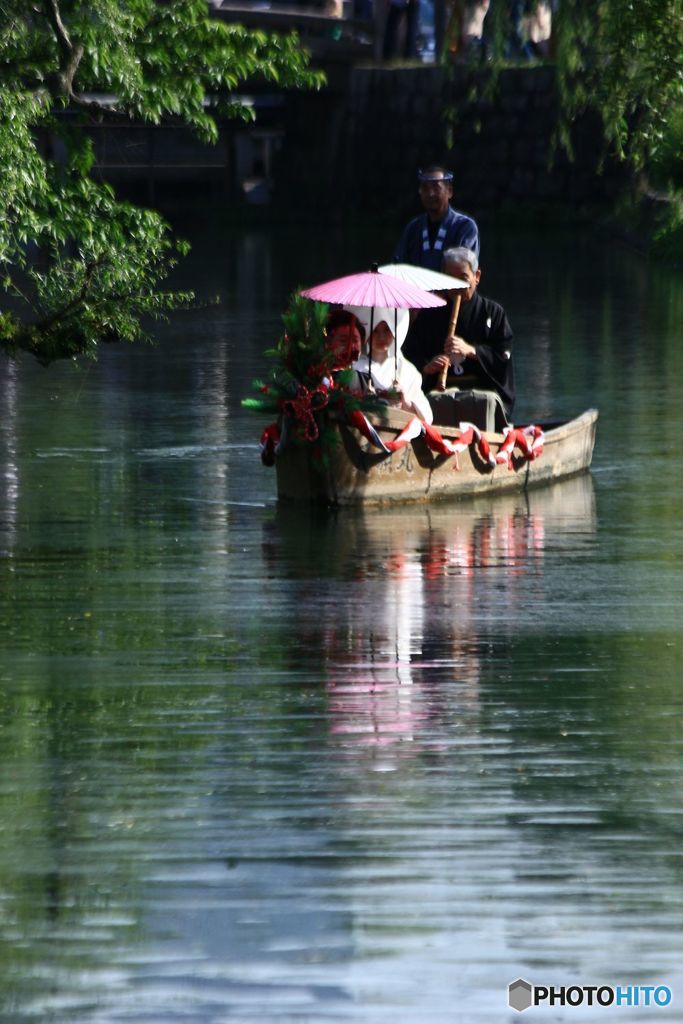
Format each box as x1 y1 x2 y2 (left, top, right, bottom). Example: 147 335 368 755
444 259 480 302
418 177 452 220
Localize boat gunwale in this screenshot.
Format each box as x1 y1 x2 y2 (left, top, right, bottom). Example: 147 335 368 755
275 407 598 505
327 404 599 447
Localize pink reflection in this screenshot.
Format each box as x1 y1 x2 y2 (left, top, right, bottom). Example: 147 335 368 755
319 478 594 761
328 672 422 744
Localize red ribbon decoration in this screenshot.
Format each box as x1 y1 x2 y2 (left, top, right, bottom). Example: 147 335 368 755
348 411 496 467
280 383 329 441
258 396 544 472
347 410 424 452
494 425 544 468
421 420 495 465
348 411 543 470
259 423 281 466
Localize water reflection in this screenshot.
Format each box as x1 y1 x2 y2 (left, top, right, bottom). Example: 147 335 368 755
2 221 683 1022
0 359 19 556
266 476 596 771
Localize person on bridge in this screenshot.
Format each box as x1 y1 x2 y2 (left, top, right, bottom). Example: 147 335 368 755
383 0 420 60
392 165 480 270
402 246 514 431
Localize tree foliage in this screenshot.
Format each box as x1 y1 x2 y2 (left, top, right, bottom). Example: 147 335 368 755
0 0 324 363
458 0 682 176
553 0 683 172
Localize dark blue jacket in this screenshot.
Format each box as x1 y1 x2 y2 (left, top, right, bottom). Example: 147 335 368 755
393 205 480 270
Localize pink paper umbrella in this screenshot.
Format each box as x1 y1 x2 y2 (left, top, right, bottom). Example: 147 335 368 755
301 264 446 309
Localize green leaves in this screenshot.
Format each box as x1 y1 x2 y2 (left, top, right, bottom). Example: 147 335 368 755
0 0 324 362
0 1 322 136
553 0 683 171
1 151 194 362
458 1 682 178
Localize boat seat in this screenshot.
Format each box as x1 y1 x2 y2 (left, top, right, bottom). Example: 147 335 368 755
427 388 510 434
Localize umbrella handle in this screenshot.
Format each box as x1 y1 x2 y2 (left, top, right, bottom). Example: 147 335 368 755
437 293 461 392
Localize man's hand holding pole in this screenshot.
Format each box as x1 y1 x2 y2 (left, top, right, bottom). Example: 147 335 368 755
437 289 463 391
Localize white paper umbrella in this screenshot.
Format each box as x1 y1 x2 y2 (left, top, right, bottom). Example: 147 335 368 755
378 262 468 292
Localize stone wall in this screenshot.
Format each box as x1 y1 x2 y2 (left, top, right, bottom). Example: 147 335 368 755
277 64 628 221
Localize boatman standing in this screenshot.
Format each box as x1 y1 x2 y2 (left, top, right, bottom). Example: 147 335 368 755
392 165 480 270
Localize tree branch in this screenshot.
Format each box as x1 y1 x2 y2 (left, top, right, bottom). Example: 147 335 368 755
43 0 74 60
41 0 125 116
36 256 105 333
43 0 85 101
68 92 123 117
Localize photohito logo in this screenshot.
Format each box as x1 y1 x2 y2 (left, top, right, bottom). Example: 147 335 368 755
508 979 673 1012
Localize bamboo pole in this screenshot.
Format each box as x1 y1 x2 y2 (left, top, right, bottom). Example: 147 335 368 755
437 292 461 392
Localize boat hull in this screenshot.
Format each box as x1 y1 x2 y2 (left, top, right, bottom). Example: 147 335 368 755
275 408 598 505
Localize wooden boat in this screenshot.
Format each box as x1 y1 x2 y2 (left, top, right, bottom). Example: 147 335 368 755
275 406 598 505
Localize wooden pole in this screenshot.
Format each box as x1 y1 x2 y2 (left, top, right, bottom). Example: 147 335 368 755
437 292 461 392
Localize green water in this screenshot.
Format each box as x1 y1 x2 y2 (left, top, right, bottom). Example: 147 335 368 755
0 223 682 1022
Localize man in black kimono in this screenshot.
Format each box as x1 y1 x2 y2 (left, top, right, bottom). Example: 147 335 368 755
403 246 515 431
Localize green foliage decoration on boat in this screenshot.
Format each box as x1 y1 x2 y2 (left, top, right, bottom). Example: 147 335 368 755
242 292 389 464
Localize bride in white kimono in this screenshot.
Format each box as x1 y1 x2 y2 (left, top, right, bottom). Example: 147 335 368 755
344 305 433 424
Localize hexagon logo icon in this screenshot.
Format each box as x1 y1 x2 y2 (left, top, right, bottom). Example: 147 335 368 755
508 978 533 1012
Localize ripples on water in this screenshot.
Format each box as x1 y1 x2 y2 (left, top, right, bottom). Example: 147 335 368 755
1 226 682 1022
